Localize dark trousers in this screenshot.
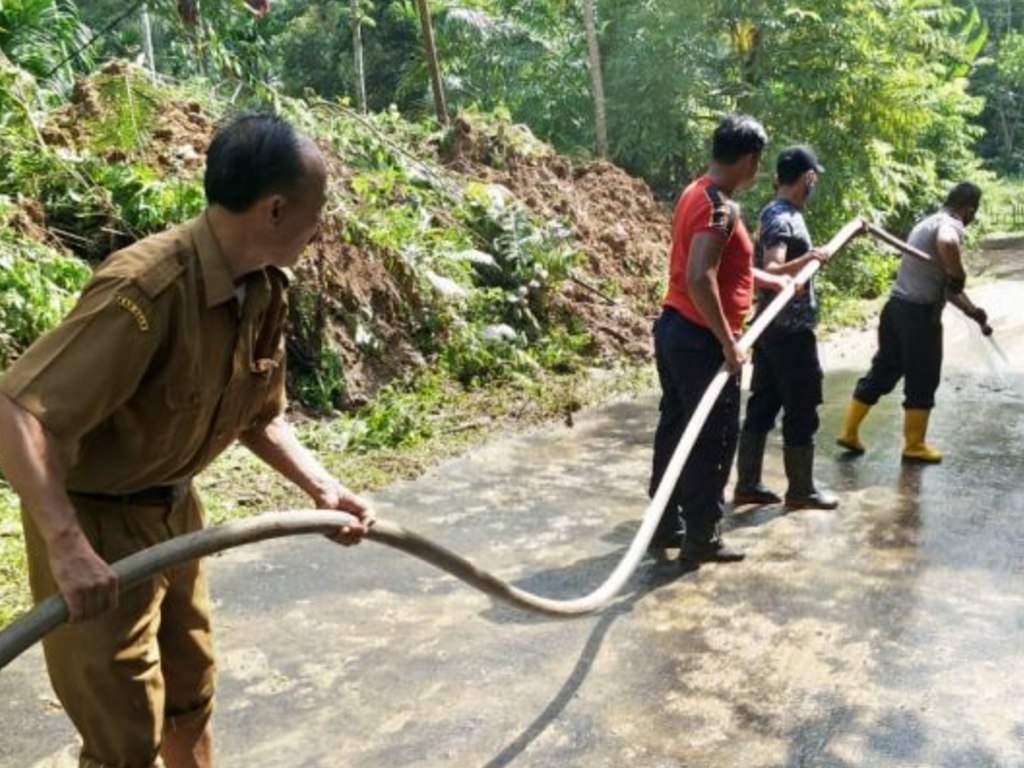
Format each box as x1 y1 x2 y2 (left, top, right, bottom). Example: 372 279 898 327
854 296 943 409
649 308 740 542
742 325 824 447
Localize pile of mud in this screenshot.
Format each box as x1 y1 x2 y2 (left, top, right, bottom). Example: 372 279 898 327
443 116 669 361
44 61 213 176
289 214 427 409
27 62 215 257
304 117 672 404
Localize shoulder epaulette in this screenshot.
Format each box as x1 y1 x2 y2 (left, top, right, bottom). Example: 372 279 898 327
96 226 190 300
136 251 187 299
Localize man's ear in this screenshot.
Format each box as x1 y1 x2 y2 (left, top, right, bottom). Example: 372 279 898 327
267 194 287 226
251 195 284 227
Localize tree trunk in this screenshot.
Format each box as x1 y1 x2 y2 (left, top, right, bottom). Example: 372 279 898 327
414 0 448 125
583 0 608 158
141 2 157 76
194 0 207 77
998 106 1013 169
1009 95 1024 169
351 0 367 113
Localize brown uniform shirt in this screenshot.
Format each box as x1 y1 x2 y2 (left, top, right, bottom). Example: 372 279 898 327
0 213 289 494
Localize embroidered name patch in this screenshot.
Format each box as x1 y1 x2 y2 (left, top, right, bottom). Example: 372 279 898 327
114 294 150 332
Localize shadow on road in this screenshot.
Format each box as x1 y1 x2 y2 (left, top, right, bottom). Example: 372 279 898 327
479 557 685 768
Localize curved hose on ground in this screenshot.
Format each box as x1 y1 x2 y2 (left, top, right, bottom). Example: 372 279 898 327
0 218 867 671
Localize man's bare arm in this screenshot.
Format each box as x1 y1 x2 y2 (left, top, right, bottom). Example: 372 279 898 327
935 226 988 330
760 242 828 280
0 393 117 620
239 415 373 544
935 225 967 286
686 231 745 373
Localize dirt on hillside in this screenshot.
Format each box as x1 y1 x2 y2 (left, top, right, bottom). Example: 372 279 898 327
442 115 669 362
46 61 213 177
311 115 672 405
18 74 671 407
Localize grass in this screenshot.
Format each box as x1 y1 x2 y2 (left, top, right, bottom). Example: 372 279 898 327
0 483 27 628
978 175 1024 237
0 362 655 627
818 294 883 334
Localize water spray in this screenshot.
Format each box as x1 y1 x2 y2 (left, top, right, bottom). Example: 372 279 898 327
965 315 1010 387
865 221 1017 393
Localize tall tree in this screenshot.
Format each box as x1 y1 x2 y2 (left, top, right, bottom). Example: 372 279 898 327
415 0 448 124
140 2 156 75
980 30 1024 169
582 0 607 157
600 0 721 192
351 0 368 112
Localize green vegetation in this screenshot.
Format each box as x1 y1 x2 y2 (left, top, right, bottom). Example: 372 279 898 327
0 61 598 402
0 219 90 367
967 0 1024 173
978 174 1024 233
0 482 27 627
0 43 636 622
66 0 1020 321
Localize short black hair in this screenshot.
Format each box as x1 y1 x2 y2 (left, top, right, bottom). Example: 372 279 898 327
204 112 308 212
944 181 982 211
711 114 768 164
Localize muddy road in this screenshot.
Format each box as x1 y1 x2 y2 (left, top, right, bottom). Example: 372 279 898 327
3 254 1023 768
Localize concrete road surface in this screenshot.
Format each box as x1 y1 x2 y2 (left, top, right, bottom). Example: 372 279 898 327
3 263 1023 768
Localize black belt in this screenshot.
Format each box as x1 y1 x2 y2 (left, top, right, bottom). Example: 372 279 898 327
68 482 190 508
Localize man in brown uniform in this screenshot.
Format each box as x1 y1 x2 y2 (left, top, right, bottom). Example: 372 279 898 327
0 114 372 768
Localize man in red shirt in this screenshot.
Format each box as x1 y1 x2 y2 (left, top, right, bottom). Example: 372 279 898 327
649 114 789 565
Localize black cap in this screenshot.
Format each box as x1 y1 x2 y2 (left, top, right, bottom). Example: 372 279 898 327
776 145 824 184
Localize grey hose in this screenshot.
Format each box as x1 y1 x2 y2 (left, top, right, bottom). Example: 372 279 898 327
0 218 868 671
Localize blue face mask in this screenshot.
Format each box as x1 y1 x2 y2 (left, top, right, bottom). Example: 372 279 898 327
804 180 818 202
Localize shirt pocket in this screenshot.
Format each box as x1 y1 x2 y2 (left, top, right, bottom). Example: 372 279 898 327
158 378 223 454
250 342 285 381
165 382 221 411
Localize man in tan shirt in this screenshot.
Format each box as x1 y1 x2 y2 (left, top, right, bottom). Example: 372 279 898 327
0 113 372 768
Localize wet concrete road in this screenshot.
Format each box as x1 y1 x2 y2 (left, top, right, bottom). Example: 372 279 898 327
3 276 1023 767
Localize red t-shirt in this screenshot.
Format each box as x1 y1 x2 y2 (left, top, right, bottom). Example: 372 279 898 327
662 175 754 335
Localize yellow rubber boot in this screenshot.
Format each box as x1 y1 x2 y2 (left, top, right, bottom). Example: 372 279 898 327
902 408 942 463
836 398 871 455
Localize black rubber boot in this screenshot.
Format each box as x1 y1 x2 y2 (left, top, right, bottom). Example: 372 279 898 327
783 444 839 510
733 430 782 506
680 524 745 564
